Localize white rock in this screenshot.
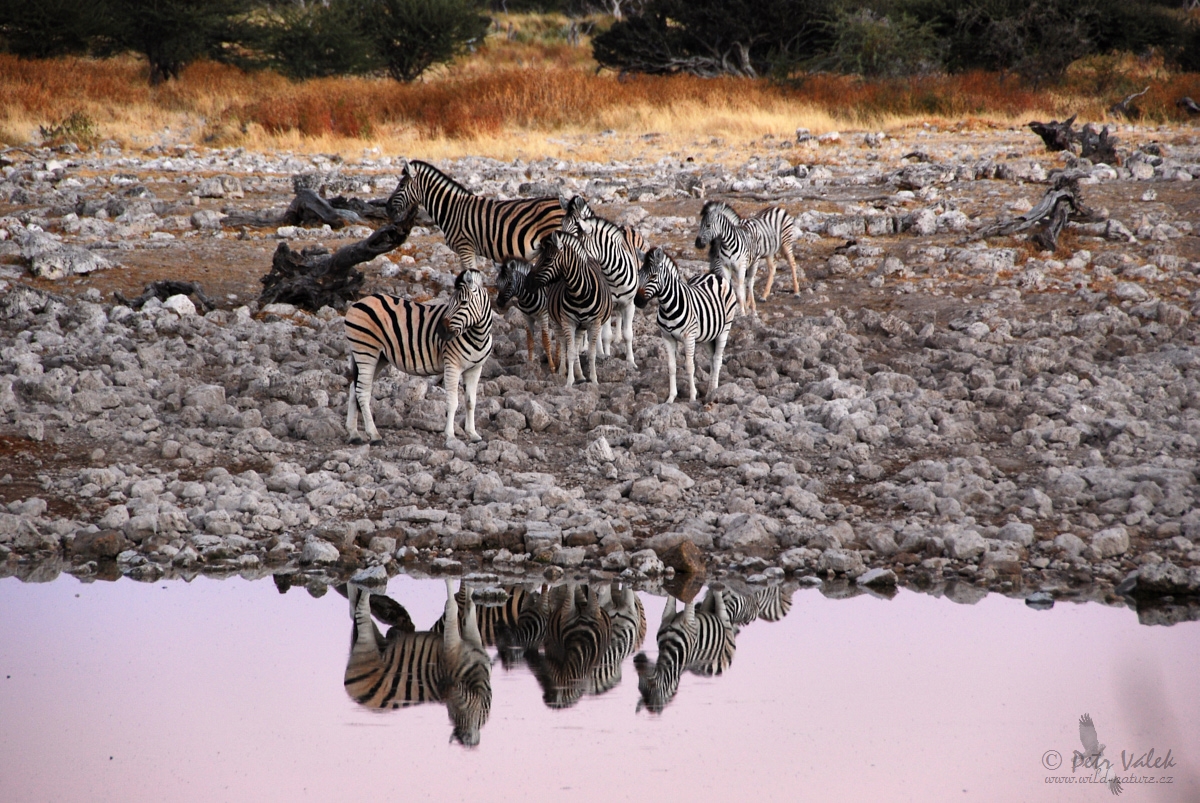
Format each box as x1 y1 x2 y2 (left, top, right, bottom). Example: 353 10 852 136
162 294 197 316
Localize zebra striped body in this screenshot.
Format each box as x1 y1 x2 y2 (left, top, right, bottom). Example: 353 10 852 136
528 583 612 709
562 196 643 366
387 159 565 271
529 231 613 387
695 200 802 315
587 583 647 697
496 259 558 373
633 591 736 714
344 580 492 746
635 246 736 403
344 269 492 447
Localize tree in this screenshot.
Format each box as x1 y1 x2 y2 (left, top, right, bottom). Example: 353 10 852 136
98 0 259 84
819 8 943 77
370 0 491 82
263 0 382 80
592 0 831 77
0 0 110 59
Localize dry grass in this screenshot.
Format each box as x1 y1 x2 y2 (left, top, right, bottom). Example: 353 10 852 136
2 26 1199 159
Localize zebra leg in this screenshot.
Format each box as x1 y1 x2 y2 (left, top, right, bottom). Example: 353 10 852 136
734 261 748 317
746 259 759 315
586 319 602 384
442 362 463 446
658 595 678 634
461 361 484 443
684 335 698 402
574 330 586 381
662 334 679 404
460 581 484 649
539 310 557 374
346 356 362 443
761 254 777 301
351 355 384 445
443 578 462 657
705 327 730 401
563 321 578 387
600 319 613 358
785 243 802 294
349 585 384 653
622 301 637 367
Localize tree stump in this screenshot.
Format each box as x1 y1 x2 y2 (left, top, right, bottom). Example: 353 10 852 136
257 204 419 312
975 170 1104 252
1028 115 1077 152
1078 124 1119 165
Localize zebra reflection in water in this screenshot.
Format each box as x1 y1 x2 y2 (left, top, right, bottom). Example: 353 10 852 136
634 586 793 714
343 579 492 746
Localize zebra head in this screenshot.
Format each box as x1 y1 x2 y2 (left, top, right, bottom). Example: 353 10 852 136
634 246 668 308
695 200 736 250
562 195 594 226
494 259 530 311
528 231 583 290
385 159 419 220
436 269 490 342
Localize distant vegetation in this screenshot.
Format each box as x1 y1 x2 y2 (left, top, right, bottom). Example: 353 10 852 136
1 0 1197 86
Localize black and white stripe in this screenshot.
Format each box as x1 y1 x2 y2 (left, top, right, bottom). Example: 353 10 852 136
387 159 565 271
633 591 736 714
527 583 612 709
528 231 613 387
495 259 559 373
634 246 736 403
561 196 644 366
344 269 492 447
344 580 492 746
587 583 647 697
695 200 802 315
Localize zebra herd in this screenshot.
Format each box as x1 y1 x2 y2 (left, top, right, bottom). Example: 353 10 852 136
344 158 803 447
340 580 792 744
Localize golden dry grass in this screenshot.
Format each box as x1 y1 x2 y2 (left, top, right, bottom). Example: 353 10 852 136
2 23 1199 160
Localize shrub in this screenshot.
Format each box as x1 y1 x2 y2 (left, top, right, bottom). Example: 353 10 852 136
38 110 100 147
0 0 109 59
262 0 382 80
819 8 943 77
370 0 492 82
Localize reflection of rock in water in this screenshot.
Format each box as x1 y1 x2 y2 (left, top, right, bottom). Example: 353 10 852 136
527 583 612 709
343 579 491 746
635 589 737 714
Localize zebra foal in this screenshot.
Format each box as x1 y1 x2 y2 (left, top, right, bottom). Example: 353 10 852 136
634 246 736 403
695 200 802 316
387 159 565 272
344 269 492 447
528 231 613 387
495 259 558 373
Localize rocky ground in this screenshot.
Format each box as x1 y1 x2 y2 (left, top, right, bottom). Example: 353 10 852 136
1 121 1199 624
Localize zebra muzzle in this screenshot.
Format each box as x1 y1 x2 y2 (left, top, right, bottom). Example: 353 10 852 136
694 236 706 249
435 319 456 341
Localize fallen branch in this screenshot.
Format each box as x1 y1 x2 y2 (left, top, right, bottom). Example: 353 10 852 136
1109 86 1149 119
973 170 1103 250
256 204 419 312
114 280 216 311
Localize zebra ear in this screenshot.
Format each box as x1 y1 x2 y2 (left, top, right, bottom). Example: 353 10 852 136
399 158 411 178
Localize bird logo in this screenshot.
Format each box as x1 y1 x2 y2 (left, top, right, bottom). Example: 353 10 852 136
1075 714 1122 796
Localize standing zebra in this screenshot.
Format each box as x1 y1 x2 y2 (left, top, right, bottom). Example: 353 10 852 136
495 259 558 374
634 246 737 403
344 269 492 448
343 580 492 746
387 159 565 272
528 231 613 387
695 200 802 316
633 590 736 714
527 583 612 709
561 196 643 367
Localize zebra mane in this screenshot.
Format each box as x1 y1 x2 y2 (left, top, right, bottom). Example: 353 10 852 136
701 200 741 223
411 159 475 197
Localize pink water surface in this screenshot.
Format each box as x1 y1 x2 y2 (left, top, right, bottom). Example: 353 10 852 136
1 574 1196 802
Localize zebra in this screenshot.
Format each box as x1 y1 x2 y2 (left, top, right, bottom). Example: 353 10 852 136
386 159 565 272
527 231 613 387
526 583 612 709
344 268 492 448
752 586 793 622
586 583 647 697
634 590 736 714
561 195 643 367
495 258 559 374
634 246 737 403
695 200 802 316
343 579 492 746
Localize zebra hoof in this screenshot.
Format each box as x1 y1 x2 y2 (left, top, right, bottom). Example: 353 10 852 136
369 438 384 447
349 435 364 445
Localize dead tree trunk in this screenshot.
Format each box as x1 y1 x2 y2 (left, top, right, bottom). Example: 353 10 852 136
1078 124 1119 165
1109 86 1148 120
974 170 1104 252
1028 115 1078 152
114 280 216 311
257 204 419 312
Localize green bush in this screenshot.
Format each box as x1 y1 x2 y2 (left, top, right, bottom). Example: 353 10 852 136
263 0 382 80
370 0 491 82
820 8 943 77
